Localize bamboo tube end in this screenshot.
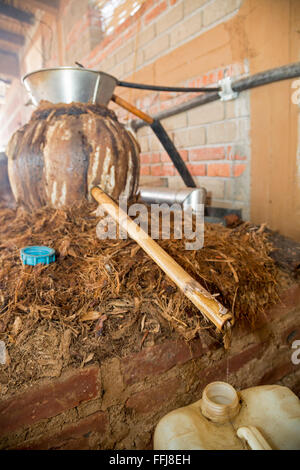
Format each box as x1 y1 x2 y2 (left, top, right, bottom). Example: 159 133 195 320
184 280 234 331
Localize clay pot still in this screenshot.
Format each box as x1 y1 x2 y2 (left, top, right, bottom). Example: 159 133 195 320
6 101 140 209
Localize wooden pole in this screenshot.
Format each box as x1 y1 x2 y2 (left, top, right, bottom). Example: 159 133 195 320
111 94 154 124
91 186 233 331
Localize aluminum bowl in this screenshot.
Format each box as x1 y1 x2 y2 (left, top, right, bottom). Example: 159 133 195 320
22 67 118 106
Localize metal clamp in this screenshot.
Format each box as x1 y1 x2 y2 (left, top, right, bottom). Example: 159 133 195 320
218 77 238 101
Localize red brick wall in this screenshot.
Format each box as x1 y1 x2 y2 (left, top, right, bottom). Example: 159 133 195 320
0 283 299 450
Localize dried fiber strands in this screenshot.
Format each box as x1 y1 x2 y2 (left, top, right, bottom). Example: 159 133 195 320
0 203 279 390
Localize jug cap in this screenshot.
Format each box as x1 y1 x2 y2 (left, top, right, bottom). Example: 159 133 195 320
20 246 56 266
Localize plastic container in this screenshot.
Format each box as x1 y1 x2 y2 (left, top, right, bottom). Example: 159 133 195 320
20 246 56 266
154 381 300 450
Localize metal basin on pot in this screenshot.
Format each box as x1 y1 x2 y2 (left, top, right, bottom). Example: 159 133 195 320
22 67 118 106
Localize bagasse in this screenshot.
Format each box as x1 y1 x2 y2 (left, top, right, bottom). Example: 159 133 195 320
0 201 283 395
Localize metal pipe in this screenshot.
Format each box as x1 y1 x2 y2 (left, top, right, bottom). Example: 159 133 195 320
131 62 300 131
139 187 207 213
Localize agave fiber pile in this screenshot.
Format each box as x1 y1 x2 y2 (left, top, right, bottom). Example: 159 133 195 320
0 202 279 389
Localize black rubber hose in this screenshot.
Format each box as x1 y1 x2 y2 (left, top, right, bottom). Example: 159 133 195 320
118 80 221 93
0 78 11 85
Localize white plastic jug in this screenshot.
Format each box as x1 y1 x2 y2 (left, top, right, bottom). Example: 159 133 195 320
154 381 300 450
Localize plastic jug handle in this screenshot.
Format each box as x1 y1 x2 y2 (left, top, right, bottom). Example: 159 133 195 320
237 426 272 450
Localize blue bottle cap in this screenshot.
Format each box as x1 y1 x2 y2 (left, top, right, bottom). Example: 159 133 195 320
20 246 56 266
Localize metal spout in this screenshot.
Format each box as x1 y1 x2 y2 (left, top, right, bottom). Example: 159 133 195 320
139 187 207 213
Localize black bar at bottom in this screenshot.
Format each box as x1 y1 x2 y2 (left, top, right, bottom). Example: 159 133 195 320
150 119 196 188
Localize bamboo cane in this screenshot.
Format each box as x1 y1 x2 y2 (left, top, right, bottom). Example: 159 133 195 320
91 186 233 331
